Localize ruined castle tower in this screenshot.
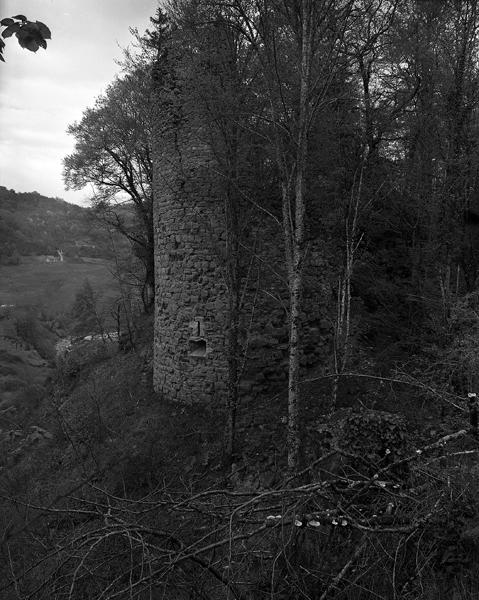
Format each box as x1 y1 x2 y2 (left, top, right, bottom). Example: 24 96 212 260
150 74 332 405
150 88 230 404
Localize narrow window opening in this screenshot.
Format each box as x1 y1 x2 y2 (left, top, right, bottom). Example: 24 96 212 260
189 317 207 357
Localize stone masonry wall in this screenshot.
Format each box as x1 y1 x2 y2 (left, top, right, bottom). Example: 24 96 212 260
235 223 333 401
151 85 333 404
151 93 230 403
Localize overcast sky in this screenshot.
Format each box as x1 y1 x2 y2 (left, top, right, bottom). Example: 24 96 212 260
0 0 158 206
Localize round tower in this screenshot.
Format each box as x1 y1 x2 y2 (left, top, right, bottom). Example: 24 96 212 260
151 89 229 404
150 72 333 406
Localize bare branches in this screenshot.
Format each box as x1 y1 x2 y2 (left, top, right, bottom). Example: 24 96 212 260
1 421 475 598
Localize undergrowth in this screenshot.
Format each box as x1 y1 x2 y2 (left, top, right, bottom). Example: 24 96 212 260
1 314 479 599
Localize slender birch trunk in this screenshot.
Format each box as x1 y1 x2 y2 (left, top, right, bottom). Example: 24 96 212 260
285 0 313 471
331 154 366 411
225 178 240 461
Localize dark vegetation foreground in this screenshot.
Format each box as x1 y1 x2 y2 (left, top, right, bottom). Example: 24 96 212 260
1 310 479 599
0 188 477 595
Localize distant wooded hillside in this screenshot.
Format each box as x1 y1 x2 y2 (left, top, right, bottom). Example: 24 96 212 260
0 187 115 262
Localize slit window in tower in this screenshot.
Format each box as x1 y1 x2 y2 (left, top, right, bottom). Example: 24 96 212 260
189 317 207 357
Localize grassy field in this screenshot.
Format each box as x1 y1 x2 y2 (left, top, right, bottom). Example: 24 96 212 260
0 257 124 427
0 258 119 314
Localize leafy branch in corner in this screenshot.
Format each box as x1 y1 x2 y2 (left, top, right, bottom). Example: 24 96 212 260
0 15 51 62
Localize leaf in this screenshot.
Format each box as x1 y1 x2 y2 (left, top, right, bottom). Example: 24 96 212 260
18 22 36 35
35 21 51 40
23 39 40 52
12 15 27 21
39 39 47 50
16 28 40 51
18 35 40 52
0 54 4 62
2 23 20 38
0 18 14 26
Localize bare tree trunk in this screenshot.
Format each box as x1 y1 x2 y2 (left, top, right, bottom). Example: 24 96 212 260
142 242 155 313
285 0 312 472
286 268 303 470
228 0 347 470
331 155 366 412
225 180 240 461
226 291 240 459
107 225 135 346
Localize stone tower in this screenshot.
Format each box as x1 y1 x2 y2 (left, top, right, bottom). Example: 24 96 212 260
151 89 230 404
150 75 332 405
